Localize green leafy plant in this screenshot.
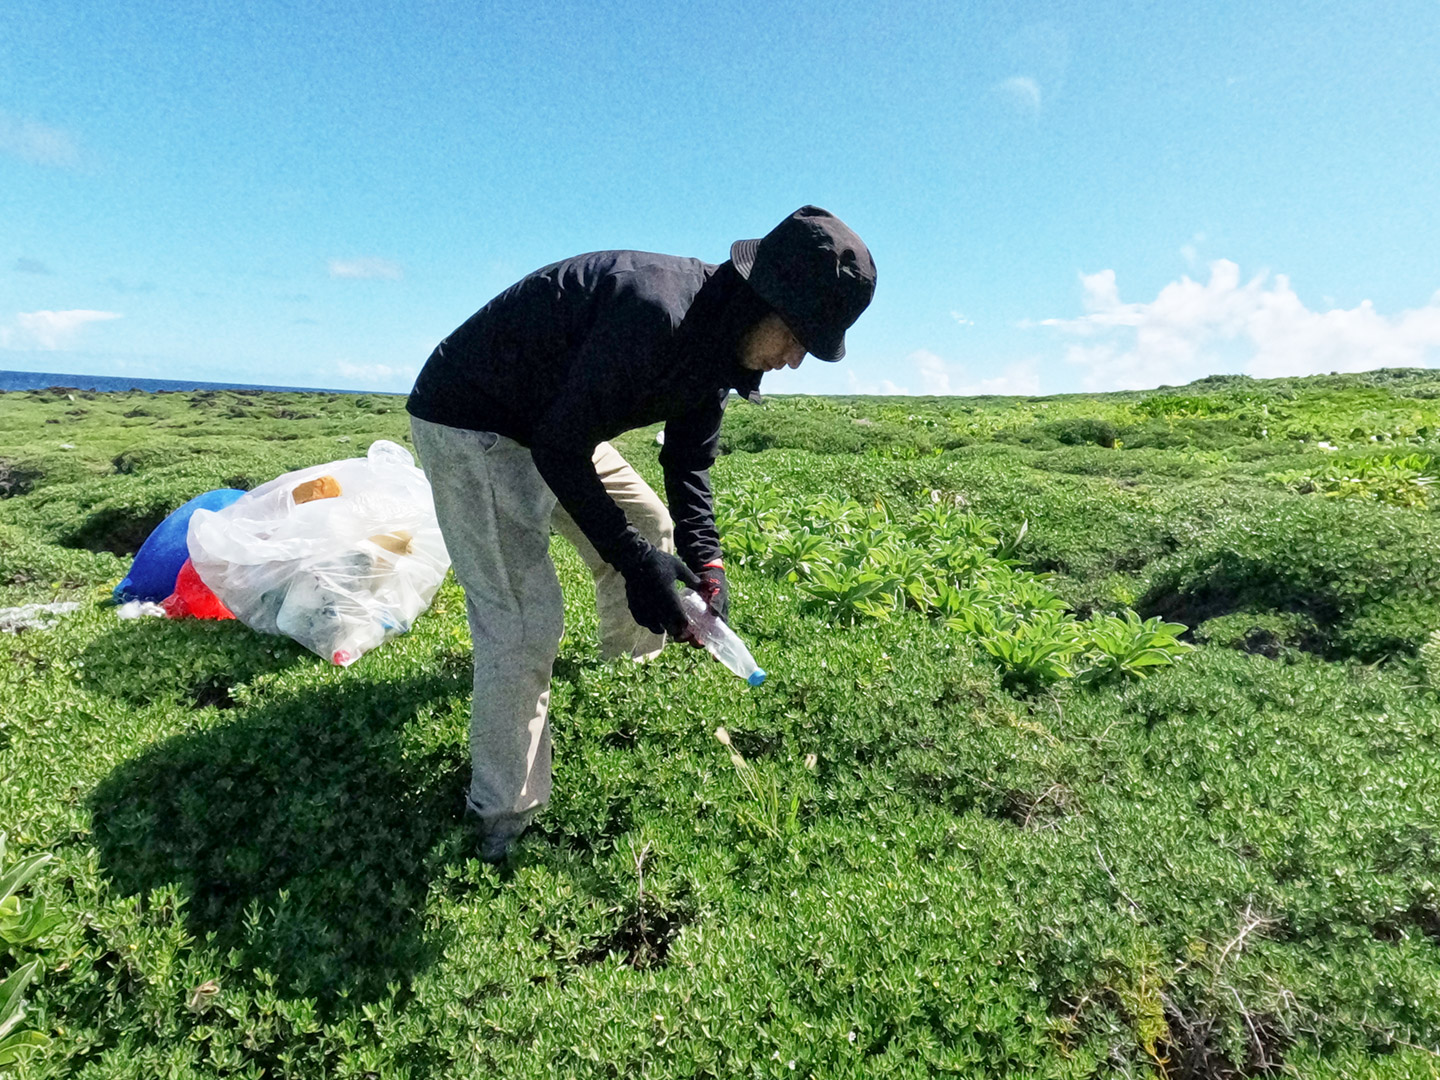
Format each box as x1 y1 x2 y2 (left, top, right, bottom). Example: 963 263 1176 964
798 563 902 624
760 527 837 582
0 960 47 1069
958 608 1081 692
1271 453 1437 508
0 840 61 953
4 377 1440 1076
0 834 58 1068
1075 611 1191 683
721 478 1193 689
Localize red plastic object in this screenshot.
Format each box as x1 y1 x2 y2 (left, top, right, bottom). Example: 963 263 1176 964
162 559 235 620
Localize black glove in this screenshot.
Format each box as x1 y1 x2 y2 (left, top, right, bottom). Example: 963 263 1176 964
697 564 729 623
620 546 701 636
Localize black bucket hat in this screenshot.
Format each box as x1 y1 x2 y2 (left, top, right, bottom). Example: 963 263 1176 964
730 205 876 361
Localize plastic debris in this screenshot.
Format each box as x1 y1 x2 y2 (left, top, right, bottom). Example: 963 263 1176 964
114 488 246 603
292 475 342 504
678 589 766 686
161 559 235 620
186 440 449 665
116 600 167 620
1 602 82 634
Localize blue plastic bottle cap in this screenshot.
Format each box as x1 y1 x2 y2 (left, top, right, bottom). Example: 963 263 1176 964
747 669 767 687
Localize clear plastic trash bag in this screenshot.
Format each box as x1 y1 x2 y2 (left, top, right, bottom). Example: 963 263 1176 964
186 440 450 665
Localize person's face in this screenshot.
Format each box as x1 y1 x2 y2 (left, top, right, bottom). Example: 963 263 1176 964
739 312 807 372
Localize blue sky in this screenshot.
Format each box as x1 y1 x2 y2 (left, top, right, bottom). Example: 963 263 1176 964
4 1 1439 395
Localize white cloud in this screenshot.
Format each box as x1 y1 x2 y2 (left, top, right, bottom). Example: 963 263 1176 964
965 363 1041 397
994 76 1041 115
1040 260 1440 390
847 352 1041 397
0 111 80 167
845 369 909 395
334 360 417 385
1 309 121 350
949 310 974 327
877 350 1041 397
913 349 952 394
328 257 403 280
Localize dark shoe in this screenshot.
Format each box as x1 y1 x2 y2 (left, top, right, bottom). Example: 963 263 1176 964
478 820 528 863
465 797 535 864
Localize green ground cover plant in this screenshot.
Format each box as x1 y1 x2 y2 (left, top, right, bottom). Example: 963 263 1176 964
1 372 1439 1077
1 833 59 1068
716 483 1188 692
1269 453 1437 508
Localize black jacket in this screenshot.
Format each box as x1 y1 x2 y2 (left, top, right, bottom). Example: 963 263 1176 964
406 250 764 572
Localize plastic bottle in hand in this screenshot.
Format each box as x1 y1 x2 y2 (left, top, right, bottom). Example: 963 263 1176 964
678 589 766 687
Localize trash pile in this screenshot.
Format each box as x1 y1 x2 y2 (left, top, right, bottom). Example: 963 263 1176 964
114 440 450 666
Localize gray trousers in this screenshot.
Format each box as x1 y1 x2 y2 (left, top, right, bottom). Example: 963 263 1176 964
410 416 673 827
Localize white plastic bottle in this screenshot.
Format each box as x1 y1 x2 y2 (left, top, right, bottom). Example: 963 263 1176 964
678 589 767 687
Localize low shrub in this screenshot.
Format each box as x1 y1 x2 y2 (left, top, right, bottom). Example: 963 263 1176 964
1039 417 1118 448
1420 630 1440 689
1118 417 1263 451
1139 497 1440 660
53 477 212 556
0 524 120 597
1194 611 1322 658
0 459 44 499
1133 393 1226 419
1031 445 1215 480
1269 452 1436 508
3 378 1440 1076
718 404 942 457
989 426 1062 450
109 441 249 476
722 408 870 454
0 454 96 497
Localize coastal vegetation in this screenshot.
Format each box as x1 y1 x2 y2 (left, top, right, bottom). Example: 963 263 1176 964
1 370 1439 1077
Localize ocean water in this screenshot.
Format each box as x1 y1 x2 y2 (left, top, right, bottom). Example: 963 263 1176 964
0 370 378 395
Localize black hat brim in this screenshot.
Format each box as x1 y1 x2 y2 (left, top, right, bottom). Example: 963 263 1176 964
730 238 844 361
775 312 846 363
806 332 846 362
